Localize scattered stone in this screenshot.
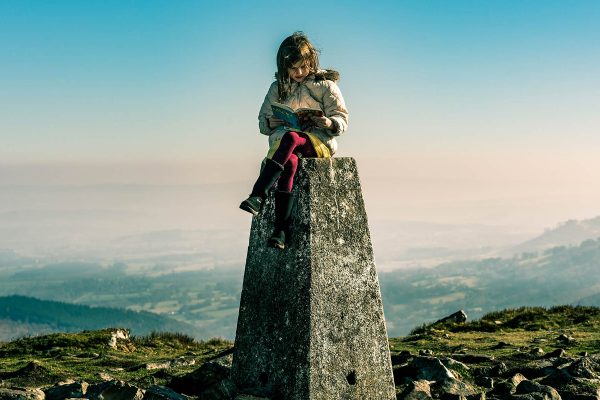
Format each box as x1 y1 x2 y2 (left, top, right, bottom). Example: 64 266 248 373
398 379 432 399
515 380 561 400
531 348 545 356
170 357 196 368
452 354 496 364
439 357 470 376
142 385 187 400
0 387 45 400
435 310 468 325
391 350 413 365
511 374 529 388
533 338 548 344
44 381 88 400
168 362 230 396
566 357 600 379
420 349 435 356
489 362 509 377
108 329 130 349
88 380 144 400
413 357 456 381
557 334 574 345
144 362 172 371
198 378 237 400
475 376 494 389
98 372 113 381
545 349 567 359
432 377 480 399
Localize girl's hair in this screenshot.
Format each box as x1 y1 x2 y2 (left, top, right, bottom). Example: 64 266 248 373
275 32 320 101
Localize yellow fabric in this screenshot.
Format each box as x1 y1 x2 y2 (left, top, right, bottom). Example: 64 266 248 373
266 132 331 160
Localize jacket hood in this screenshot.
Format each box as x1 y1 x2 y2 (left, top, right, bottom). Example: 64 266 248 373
313 69 340 82
274 69 340 82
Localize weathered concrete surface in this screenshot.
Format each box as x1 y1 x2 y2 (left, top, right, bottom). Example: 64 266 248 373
232 157 395 400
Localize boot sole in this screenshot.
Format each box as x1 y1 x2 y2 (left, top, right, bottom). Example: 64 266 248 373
239 202 259 216
268 239 285 249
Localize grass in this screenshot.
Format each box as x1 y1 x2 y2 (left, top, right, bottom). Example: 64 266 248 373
395 305 600 359
0 328 234 388
1 305 599 390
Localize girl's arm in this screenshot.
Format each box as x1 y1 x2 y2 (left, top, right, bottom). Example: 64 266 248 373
321 80 349 136
258 82 279 136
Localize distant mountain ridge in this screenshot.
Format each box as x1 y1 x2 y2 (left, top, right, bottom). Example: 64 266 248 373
0 295 197 341
504 215 600 256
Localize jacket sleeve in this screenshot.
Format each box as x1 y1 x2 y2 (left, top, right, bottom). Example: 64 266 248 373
258 81 279 136
322 80 349 137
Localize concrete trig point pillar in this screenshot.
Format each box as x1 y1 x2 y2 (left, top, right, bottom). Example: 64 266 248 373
232 158 395 400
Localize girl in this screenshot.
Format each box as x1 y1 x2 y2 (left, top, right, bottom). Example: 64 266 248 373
239 32 349 249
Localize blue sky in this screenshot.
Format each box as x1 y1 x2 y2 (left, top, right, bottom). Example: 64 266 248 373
1 1 600 259
2 0 599 165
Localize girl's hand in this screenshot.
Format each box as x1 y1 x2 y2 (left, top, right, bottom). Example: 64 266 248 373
310 115 333 130
268 118 284 129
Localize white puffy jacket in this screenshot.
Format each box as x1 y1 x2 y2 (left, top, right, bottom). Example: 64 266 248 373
258 70 349 155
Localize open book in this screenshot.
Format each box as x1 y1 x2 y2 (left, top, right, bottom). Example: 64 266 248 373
271 102 324 132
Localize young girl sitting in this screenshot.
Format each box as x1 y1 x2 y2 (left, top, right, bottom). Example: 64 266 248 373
239 32 349 249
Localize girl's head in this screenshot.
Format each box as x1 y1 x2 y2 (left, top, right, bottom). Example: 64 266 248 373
276 32 320 100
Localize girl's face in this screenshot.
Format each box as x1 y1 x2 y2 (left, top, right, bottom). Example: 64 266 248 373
288 60 309 83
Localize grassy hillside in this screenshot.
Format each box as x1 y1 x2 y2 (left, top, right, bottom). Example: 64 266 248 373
0 295 197 341
0 305 598 396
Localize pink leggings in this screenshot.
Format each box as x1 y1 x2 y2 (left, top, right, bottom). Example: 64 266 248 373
271 131 317 192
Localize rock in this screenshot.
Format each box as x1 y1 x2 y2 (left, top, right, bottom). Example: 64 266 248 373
420 349 435 356
108 329 130 349
398 379 432 399
0 387 45 400
391 350 413 365
439 357 470 377
98 372 113 381
142 385 187 400
566 358 600 379
489 362 509 377
508 360 557 379
511 374 529 387
432 377 480 399
531 348 546 356
413 357 456 381
170 357 196 368
198 378 237 400
44 381 88 400
492 373 528 396
231 158 395 400
168 362 230 396
557 335 574 345
556 378 600 400
516 380 561 400
393 364 417 385
87 380 144 400
546 349 568 359
435 310 468 325
451 354 495 364
493 342 513 350
475 376 494 389
143 363 172 371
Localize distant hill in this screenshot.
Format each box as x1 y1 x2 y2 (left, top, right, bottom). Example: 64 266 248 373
503 216 600 257
380 236 600 335
0 295 198 341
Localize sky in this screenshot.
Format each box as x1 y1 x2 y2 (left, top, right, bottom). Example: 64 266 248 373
1 0 600 260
